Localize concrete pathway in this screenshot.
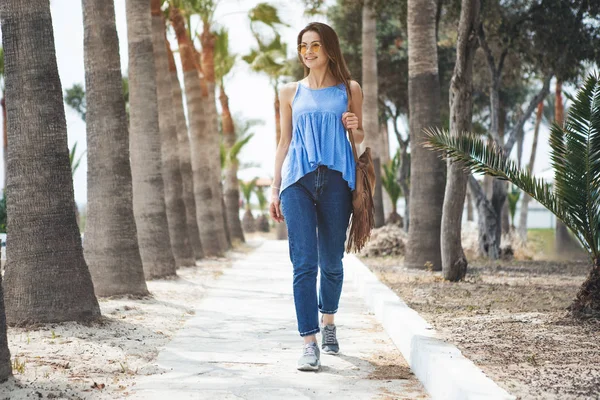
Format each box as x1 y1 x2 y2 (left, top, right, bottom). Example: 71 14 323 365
131 240 428 400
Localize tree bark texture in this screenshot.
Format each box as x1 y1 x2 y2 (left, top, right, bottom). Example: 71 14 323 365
151 0 194 267
406 0 446 270
518 101 543 240
468 176 499 259
0 273 10 381
362 3 385 228
220 86 245 243
126 0 177 278
170 7 225 257
0 0 101 325
466 186 474 221
200 25 230 251
1 97 6 191
441 0 479 281
571 258 600 316
166 42 204 260
82 0 149 296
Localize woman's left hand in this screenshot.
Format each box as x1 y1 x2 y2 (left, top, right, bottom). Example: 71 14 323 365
342 112 359 130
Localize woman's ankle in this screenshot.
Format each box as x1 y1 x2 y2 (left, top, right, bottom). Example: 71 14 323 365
303 334 317 345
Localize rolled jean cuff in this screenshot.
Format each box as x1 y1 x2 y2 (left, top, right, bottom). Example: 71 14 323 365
319 307 338 314
299 327 320 337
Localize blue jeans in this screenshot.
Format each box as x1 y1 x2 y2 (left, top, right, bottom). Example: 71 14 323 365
280 166 352 337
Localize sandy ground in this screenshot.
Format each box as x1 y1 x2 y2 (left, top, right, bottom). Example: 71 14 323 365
0 243 256 400
361 253 600 400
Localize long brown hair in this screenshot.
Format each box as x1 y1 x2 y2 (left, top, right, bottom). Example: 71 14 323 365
297 22 353 102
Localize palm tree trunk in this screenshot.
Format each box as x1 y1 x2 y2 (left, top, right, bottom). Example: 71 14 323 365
126 0 177 278
200 25 230 251
1 97 6 191
170 7 224 257
406 0 446 270
220 85 245 243
0 274 9 381
554 80 582 256
82 0 149 296
571 258 600 315
1 0 101 324
151 0 194 267
518 101 543 240
166 42 204 260
440 0 479 281
362 3 385 228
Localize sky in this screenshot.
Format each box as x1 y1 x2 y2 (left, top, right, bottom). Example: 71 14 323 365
0 0 558 206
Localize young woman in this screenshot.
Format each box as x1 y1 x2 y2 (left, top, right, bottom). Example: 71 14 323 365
269 22 364 371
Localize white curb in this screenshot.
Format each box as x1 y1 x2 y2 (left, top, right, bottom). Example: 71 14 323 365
344 254 515 400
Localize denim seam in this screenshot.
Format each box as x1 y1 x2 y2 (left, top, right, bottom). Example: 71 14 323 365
300 327 320 337
319 308 338 314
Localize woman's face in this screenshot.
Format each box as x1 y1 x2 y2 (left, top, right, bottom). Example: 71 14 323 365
299 30 328 70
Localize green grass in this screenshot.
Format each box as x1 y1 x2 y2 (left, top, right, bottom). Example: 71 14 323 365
527 228 555 254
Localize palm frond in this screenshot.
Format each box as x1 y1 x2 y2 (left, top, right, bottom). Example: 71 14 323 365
381 151 402 204
229 133 254 164
249 3 289 28
214 28 236 83
240 178 258 203
424 127 592 255
254 185 268 211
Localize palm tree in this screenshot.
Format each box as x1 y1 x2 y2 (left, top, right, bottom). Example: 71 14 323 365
126 0 177 278
215 28 245 243
169 4 225 257
245 3 291 240
254 185 270 232
0 47 6 192
165 38 204 260
240 178 257 233
405 0 446 270
0 272 9 381
82 0 149 296
362 1 385 228
151 0 195 267
180 0 230 251
425 73 600 316
381 151 403 226
1 0 101 324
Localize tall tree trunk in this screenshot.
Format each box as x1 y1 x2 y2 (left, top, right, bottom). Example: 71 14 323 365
499 103 510 236
1 0 101 324
0 273 10 381
399 145 410 232
151 0 194 267
466 186 474 221
440 0 479 281
518 101 543 240
1 97 6 191
170 7 224 257
274 88 288 240
381 122 393 217
554 80 581 256
166 41 204 260
406 0 446 269
126 0 177 278
82 0 149 296
469 176 499 259
220 85 245 243
200 24 230 251
362 3 385 228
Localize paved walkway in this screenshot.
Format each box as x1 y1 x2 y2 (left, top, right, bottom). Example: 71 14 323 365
131 240 428 399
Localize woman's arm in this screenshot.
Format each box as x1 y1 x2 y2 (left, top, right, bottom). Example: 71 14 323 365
270 82 296 222
342 80 365 145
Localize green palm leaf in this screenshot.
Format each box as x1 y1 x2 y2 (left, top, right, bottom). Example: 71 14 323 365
229 133 254 164
240 178 258 205
255 185 268 211
425 74 600 259
381 150 402 205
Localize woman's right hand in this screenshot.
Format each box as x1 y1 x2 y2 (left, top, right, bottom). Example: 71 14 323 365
270 192 284 223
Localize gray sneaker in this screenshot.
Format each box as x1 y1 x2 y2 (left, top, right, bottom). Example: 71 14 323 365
297 342 320 371
321 324 339 354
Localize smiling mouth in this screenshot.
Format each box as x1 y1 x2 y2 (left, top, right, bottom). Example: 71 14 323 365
305 57 316 61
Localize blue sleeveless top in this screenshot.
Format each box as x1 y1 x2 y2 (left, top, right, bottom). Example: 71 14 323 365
280 82 356 194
